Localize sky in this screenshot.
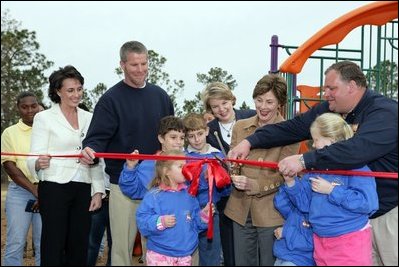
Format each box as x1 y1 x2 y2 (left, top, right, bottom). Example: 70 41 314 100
2 1 376 109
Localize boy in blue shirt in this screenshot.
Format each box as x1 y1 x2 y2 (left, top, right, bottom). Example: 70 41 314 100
119 116 185 199
183 113 231 266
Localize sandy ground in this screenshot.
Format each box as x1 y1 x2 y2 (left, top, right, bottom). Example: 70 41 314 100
1 183 142 266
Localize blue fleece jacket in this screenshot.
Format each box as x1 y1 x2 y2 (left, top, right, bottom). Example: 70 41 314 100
119 160 156 199
136 187 208 257
273 187 315 266
119 147 232 202
282 166 378 237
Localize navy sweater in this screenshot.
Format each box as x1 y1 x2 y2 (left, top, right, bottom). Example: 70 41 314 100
82 81 174 184
247 89 397 218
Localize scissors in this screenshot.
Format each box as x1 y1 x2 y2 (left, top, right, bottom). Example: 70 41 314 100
213 154 231 173
214 154 243 175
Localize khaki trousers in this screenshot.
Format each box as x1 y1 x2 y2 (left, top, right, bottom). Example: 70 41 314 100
109 183 141 266
371 206 398 266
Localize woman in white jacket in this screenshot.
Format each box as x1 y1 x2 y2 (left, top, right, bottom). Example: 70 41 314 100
27 65 105 266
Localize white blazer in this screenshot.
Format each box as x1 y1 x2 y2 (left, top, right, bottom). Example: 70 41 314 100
27 103 105 196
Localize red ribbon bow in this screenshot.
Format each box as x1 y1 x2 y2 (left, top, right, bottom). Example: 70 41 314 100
182 159 231 239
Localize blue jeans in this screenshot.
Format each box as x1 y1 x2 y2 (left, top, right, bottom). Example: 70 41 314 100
198 211 221 266
3 182 42 266
87 193 112 266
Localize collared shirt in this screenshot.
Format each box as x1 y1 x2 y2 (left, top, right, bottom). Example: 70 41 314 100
159 182 187 192
1 119 38 183
186 144 221 154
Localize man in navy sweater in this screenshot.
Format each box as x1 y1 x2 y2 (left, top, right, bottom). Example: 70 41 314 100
229 61 398 266
81 41 174 266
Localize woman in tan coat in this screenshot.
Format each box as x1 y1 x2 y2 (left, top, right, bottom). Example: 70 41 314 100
224 74 300 266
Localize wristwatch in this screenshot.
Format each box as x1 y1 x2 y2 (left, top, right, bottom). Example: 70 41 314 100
299 155 306 169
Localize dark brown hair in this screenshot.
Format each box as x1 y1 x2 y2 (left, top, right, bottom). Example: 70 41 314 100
252 74 287 106
48 65 84 103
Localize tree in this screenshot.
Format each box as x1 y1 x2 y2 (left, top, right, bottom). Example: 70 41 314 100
196 67 237 91
1 10 53 131
147 50 185 117
182 67 239 114
182 92 203 115
168 79 185 117
239 101 250 110
368 60 398 101
81 82 108 112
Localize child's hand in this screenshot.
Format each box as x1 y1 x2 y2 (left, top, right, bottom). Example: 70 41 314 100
162 214 176 228
309 176 334 194
202 202 216 216
126 149 139 169
283 174 295 187
274 227 283 240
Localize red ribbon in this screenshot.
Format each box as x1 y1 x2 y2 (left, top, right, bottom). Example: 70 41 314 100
182 159 231 239
1 152 397 179
229 158 398 179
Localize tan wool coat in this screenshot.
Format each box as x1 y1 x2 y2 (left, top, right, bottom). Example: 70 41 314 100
224 114 300 227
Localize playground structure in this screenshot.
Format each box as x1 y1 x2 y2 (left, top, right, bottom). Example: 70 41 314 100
269 1 398 120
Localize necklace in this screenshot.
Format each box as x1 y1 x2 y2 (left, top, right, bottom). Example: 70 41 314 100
219 120 235 138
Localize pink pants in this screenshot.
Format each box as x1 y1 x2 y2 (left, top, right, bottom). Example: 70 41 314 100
146 249 192 266
314 226 372 266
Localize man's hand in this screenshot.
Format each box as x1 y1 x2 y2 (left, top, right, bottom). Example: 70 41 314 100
31 200 40 213
228 139 251 160
80 147 96 165
278 154 304 177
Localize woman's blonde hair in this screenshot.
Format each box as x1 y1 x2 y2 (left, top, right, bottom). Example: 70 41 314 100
201 82 236 113
310 113 353 142
149 150 186 188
